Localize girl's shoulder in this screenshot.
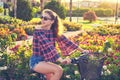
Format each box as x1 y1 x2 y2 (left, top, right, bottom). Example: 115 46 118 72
34 29 53 36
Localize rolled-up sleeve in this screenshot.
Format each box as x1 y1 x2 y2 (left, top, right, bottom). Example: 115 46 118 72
56 35 78 56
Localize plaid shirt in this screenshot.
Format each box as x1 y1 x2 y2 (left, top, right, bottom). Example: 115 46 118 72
32 29 78 62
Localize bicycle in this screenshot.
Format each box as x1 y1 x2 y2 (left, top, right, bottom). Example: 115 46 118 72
30 52 106 80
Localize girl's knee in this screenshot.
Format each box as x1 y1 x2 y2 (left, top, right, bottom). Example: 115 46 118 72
45 66 63 80
54 66 63 74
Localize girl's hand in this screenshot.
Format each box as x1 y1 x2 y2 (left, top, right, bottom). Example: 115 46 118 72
61 57 71 65
82 50 90 54
57 57 64 63
77 47 90 54
57 57 71 65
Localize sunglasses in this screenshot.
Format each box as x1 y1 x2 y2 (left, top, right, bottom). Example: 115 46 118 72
40 16 52 21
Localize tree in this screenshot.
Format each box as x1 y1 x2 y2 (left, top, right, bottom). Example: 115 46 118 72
97 2 113 9
17 0 33 21
3 3 9 15
44 0 66 19
5 2 13 16
83 11 97 23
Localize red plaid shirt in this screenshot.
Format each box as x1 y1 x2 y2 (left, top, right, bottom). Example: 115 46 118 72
32 29 78 62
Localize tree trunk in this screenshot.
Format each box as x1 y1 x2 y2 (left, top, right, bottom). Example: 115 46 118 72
14 0 17 18
69 0 72 22
40 0 44 12
115 0 118 24
57 0 61 4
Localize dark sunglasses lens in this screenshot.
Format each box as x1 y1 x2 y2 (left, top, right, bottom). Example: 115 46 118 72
40 16 49 20
44 17 48 20
40 16 44 19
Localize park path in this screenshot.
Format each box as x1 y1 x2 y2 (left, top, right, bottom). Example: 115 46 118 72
63 30 83 37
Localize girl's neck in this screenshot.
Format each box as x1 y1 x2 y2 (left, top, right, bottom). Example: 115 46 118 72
35 25 51 30
41 27 50 30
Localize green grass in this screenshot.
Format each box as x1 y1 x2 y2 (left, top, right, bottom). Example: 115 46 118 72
78 20 104 31
82 24 93 30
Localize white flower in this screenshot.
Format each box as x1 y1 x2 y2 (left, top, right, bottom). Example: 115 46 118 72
74 70 79 74
66 75 71 78
103 65 107 70
98 50 102 53
102 65 111 75
104 69 111 75
107 48 112 53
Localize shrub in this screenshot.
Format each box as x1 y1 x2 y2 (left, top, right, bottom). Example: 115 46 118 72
24 25 35 35
63 21 82 31
44 0 67 19
1 42 33 80
0 16 25 25
103 9 113 17
83 10 97 23
0 28 17 52
12 28 28 41
95 8 105 17
17 0 33 21
91 24 120 36
0 7 3 13
0 28 17 77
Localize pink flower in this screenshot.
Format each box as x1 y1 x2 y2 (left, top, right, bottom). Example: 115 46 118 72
113 56 118 60
116 62 120 66
105 61 110 65
9 45 20 52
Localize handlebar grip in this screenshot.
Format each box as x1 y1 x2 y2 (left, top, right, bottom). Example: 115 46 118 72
71 58 79 64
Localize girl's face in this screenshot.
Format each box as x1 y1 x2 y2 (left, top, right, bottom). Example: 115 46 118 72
40 13 54 30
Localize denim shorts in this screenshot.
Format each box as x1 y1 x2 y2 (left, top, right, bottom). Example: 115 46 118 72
29 55 44 69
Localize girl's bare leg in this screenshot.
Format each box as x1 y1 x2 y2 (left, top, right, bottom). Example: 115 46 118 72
33 62 63 80
45 73 53 80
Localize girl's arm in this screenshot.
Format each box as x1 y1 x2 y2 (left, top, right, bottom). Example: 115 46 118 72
57 57 71 65
77 47 90 53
